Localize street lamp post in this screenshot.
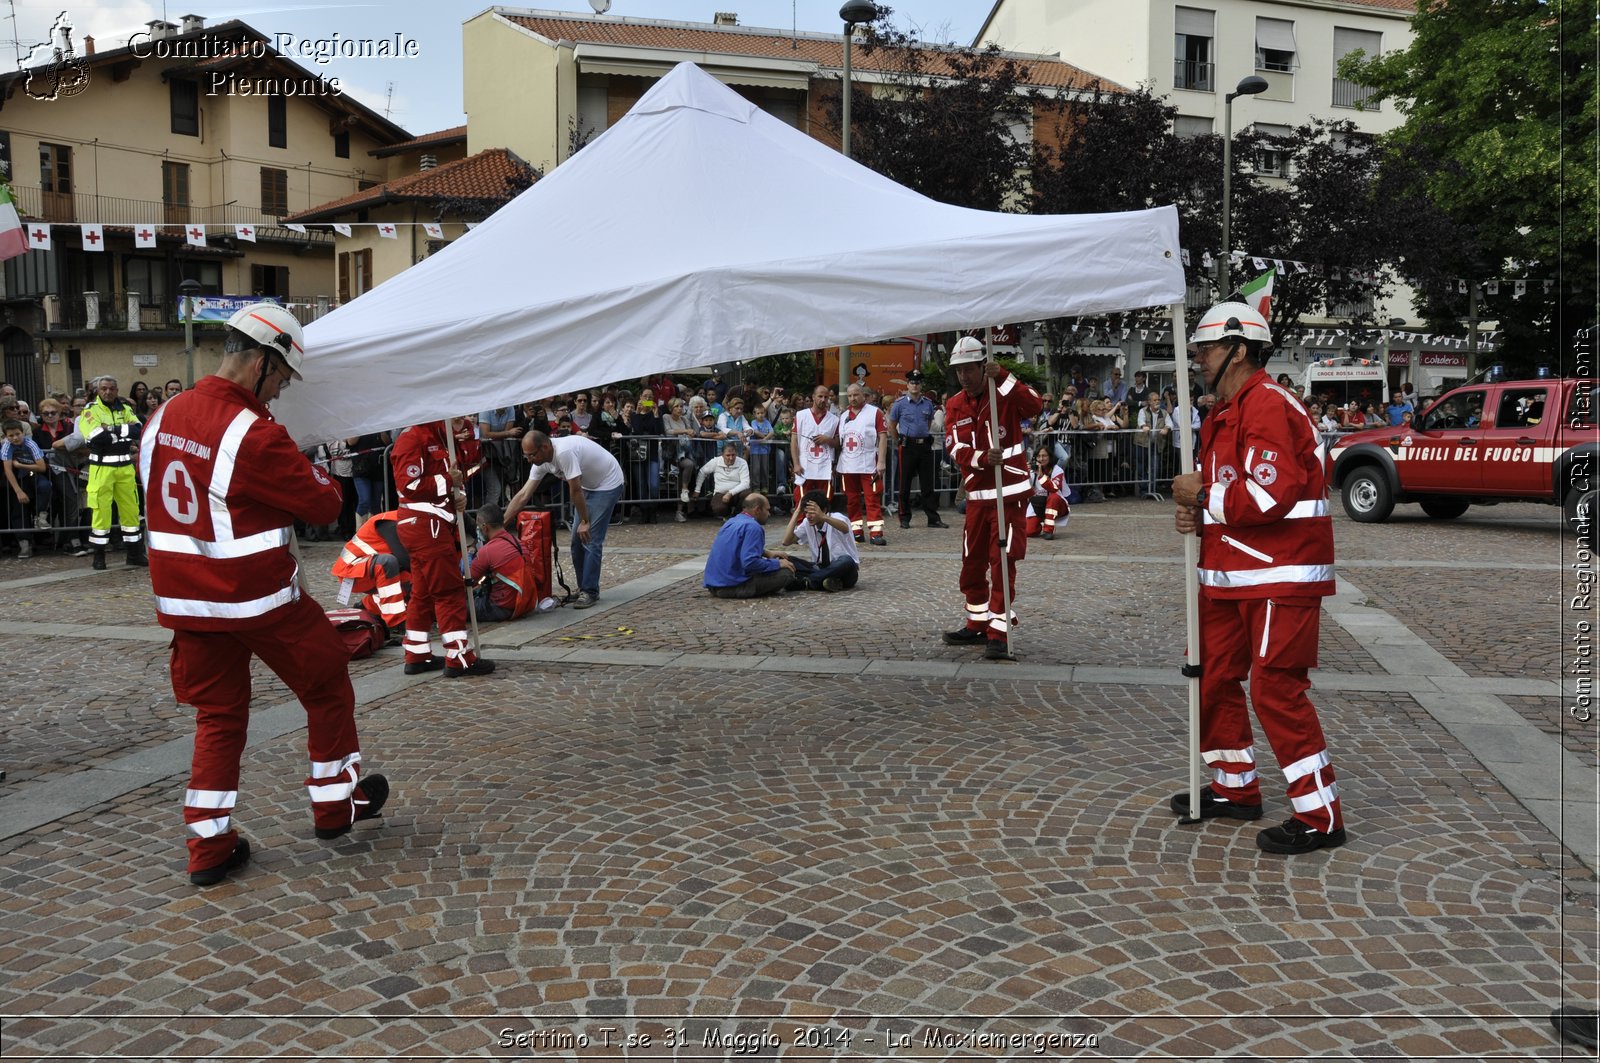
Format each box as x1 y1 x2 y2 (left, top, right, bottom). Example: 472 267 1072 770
1217 75 1268 299
838 0 876 399
178 278 203 389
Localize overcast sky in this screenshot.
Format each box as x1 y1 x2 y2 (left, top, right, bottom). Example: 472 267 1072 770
16 1 992 136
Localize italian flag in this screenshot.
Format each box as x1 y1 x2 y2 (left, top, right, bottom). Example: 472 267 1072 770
1238 269 1274 319
0 183 26 261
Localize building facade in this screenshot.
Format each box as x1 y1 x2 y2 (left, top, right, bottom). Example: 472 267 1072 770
975 0 1475 395
0 16 412 402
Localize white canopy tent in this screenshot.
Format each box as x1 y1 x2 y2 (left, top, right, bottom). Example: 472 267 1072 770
275 62 1185 445
270 61 1210 819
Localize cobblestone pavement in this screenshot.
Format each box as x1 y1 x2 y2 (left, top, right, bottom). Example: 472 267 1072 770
0 498 1594 1060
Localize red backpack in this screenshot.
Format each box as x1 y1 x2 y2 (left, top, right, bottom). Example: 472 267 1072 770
325 607 388 660
515 510 556 609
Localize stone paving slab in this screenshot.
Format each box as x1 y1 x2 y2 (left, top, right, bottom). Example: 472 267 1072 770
0 671 1593 1058
0 496 1593 1059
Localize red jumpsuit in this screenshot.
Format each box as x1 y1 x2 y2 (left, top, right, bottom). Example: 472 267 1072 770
837 403 886 539
944 368 1043 640
139 376 366 874
391 422 480 671
1025 464 1069 537
329 511 409 631
1194 369 1341 833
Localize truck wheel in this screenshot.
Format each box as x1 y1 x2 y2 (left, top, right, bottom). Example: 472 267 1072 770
1420 499 1470 520
1342 468 1394 523
1567 487 1597 551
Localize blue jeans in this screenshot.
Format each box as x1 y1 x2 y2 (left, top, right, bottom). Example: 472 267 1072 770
353 475 383 517
793 555 859 590
572 484 623 595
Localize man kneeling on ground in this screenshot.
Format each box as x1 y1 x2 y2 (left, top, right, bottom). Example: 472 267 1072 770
469 503 535 622
703 492 794 599
782 489 859 592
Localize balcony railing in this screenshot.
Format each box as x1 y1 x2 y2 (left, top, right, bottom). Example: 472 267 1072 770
6 186 336 236
1174 59 1215 92
1331 78 1379 110
50 293 336 331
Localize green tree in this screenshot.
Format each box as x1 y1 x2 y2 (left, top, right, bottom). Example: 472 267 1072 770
821 12 1039 211
1346 0 1597 363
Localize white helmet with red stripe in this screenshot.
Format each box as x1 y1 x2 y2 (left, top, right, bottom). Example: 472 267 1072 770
949 336 987 365
1187 301 1272 350
226 302 306 379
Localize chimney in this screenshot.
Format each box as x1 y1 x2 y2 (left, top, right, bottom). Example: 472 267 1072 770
713 11 738 25
419 154 437 171
180 14 205 34
82 35 94 55
145 20 177 40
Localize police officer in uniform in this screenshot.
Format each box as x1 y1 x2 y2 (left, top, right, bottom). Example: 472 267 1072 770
888 370 947 529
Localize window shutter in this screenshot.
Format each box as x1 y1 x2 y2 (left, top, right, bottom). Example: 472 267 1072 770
1175 7 1214 36
1333 27 1380 62
338 253 349 304
1256 18 1296 53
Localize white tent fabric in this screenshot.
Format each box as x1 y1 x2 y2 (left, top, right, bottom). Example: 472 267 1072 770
277 61 1186 445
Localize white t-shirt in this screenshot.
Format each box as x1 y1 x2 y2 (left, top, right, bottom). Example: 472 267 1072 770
527 435 625 492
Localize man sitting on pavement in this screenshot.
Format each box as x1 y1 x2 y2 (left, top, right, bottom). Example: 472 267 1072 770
703 493 794 599
781 489 859 592
694 441 752 519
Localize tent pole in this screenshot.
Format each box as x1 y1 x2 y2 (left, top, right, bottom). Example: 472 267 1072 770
1170 300 1205 825
985 326 1016 661
443 422 482 653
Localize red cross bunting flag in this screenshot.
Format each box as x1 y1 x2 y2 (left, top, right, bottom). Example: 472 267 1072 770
377 223 397 239
79 223 104 251
26 223 51 251
185 225 207 248
332 223 351 237
134 225 157 249
423 222 443 239
0 184 26 261
234 224 255 243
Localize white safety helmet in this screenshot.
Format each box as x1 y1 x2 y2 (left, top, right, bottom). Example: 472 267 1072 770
949 336 988 365
226 302 306 379
1187 302 1272 351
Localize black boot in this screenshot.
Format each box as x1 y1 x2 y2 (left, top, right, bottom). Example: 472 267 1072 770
92 546 106 571
125 541 148 567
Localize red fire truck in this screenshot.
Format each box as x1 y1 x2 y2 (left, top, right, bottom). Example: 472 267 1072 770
1329 375 1598 544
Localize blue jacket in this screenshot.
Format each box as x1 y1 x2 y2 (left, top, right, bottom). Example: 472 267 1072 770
703 512 780 588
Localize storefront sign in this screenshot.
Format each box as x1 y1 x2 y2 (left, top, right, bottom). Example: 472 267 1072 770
1388 350 1411 366
1420 352 1467 367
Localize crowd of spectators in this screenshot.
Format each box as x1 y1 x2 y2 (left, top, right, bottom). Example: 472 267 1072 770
0 362 1434 560
0 376 187 558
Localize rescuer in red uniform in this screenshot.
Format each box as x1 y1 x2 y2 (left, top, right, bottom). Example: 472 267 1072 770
941 336 1043 661
329 511 410 633
1169 302 1345 855
139 302 389 887
390 419 495 678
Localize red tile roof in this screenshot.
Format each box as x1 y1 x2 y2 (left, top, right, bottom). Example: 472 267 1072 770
285 148 534 222
371 125 469 159
500 10 1117 92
